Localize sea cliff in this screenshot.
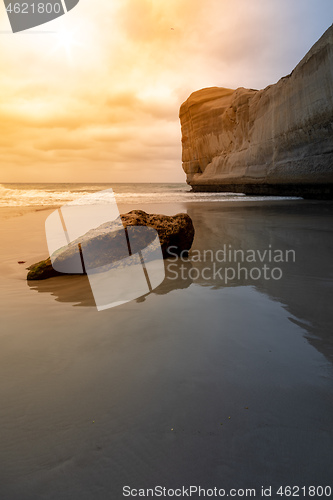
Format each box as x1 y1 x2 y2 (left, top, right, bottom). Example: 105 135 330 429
180 24 333 198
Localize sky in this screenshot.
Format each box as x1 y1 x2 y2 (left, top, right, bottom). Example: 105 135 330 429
0 0 332 183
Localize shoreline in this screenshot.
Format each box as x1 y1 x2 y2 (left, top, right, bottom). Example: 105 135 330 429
188 182 333 199
2 196 332 217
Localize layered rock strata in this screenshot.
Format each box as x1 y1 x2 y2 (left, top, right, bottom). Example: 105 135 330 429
180 24 333 198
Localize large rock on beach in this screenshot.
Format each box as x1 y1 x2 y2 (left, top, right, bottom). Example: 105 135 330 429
27 210 195 280
180 24 333 198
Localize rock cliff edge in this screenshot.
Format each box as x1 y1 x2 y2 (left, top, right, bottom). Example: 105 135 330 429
180 24 333 198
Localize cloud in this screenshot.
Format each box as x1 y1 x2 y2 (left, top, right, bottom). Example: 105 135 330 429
0 0 332 182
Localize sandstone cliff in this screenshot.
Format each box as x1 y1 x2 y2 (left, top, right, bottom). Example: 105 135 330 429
180 24 333 198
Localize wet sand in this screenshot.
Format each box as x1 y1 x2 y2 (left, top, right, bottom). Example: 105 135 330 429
0 200 333 499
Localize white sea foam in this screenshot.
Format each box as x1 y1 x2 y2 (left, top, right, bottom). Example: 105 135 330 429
0 183 301 207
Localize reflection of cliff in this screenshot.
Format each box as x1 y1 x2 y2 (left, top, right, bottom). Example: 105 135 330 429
180 25 333 198
28 201 333 362
186 200 333 362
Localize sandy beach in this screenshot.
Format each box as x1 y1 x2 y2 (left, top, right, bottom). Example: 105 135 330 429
0 200 333 499
1 0 333 497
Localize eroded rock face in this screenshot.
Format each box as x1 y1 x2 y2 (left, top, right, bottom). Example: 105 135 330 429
27 210 195 280
180 24 333 198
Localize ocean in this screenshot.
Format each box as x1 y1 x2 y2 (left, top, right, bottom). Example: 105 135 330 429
0 182 301 207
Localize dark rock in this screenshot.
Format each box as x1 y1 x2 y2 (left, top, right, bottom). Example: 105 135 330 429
27 258 63 280
120 210 194 258
27 210 195 280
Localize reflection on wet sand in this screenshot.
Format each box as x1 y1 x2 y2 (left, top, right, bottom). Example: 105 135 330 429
27 258 194 307
185 200 333 362
28 200 333 361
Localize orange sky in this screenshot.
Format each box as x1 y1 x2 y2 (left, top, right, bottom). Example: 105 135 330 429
0 0 332 183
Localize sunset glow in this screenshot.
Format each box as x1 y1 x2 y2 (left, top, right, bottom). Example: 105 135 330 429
0 0 332 182
51 27 82 60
